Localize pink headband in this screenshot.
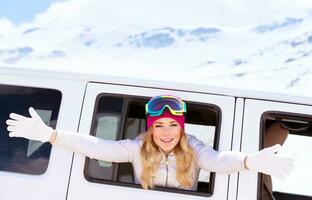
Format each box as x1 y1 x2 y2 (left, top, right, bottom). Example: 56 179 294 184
147 110 185 129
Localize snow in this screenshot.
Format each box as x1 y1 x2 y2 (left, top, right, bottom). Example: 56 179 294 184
0 0 311 97
1 0 312 196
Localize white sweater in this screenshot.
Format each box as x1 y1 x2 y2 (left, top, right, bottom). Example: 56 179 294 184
53 131 247 190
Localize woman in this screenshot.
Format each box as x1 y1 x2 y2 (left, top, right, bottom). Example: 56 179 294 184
5 95 294 190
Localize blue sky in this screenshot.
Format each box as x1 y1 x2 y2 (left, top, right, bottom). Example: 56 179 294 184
0 0 59 24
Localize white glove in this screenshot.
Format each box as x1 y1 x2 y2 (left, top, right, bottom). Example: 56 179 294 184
246 144 294 180
6 107 53 143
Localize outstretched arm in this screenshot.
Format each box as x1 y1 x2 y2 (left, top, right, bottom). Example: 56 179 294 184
188 135 246 173
188 135 294 180
245 144 293 180
6 107 138 163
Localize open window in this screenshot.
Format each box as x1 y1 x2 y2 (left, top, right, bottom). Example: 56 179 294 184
260 112 312 200
83 94 221 197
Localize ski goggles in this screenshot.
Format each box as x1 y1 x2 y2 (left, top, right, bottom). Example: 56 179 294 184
145 95 187 117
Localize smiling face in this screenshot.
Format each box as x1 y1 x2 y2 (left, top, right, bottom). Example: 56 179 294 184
152 117 182 155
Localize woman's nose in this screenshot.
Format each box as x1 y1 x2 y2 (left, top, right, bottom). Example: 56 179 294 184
163 126 171 135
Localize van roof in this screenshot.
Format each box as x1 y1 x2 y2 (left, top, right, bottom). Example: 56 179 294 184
1 66 311 106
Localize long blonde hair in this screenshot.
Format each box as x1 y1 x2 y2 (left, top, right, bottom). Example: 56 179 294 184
140 127 196 189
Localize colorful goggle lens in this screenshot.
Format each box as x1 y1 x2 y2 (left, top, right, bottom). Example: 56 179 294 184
145 95 186 116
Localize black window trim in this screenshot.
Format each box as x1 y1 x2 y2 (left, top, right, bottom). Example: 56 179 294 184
258 111 312 200
83 92 223 198
0 83 62 175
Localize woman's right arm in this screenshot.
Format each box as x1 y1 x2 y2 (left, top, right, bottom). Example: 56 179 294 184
53 130 137 162
6 107 138 163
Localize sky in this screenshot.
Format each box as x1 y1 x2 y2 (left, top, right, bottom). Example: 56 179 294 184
0 0 60 24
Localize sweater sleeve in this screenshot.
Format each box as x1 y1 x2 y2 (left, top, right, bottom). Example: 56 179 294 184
53 130 139 163
187 134 247 173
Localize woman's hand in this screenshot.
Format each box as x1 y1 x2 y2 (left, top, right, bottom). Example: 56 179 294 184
246 144 294 180
6 107 53 143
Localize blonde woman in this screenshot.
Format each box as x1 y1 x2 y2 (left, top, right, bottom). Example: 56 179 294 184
6 95 294 190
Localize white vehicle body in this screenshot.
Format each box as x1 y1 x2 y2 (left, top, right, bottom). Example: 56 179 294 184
0 66 311 200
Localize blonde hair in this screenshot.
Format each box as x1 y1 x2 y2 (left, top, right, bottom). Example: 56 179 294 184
140 127 196 189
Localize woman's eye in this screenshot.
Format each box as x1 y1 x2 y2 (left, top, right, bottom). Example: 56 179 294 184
170 124 178 127
155 125 162 128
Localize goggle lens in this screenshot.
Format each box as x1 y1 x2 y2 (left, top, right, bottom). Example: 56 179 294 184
146 96 186 116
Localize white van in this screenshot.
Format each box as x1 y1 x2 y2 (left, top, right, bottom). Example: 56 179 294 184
0 66 311 200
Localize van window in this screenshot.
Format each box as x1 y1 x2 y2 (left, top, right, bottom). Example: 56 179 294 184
0 84 61 175
84 94 220 196
260 113 312 200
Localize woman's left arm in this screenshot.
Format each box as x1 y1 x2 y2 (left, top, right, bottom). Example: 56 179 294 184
188 135 294 180
188 135 246 173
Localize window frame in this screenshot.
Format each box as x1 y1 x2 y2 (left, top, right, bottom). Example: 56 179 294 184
0 83 62 175
259 111 312 200
83 93 222 197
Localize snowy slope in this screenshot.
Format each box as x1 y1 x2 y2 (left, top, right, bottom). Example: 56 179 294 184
0 0 311 97
0 0 312 195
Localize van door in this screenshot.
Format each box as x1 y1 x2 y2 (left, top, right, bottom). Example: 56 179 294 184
67 82 236 200
237 99 312 200
0 73 86 200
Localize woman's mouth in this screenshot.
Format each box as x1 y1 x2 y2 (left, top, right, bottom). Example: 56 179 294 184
160 138 174 143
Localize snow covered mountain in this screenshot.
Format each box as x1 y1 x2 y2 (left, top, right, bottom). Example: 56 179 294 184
0 0 311 97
